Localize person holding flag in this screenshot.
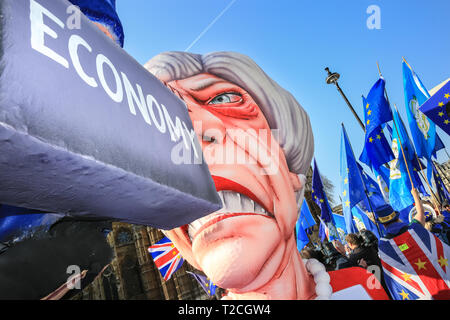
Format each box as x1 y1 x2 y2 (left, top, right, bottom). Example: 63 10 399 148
375 188 450 300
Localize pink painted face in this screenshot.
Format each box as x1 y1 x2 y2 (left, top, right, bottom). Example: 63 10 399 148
165 73 303 292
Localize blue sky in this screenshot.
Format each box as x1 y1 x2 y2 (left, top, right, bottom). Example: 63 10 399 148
116 0 450 204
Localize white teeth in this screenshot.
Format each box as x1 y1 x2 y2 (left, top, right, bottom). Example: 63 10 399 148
187 190 273 241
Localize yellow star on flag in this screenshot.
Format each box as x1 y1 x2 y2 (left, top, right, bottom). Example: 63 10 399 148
401 273 412 282
342 190 347 196
445 120 450 125
438 102 444 107
319 199 324 203
367 110 372 116
366 103 370 109
439 112 444 117
445 93 450 99
369 137 374 143
345 200 350 207
344 178 348 184
399 290 410 300
376 134 381 140
438 256 448 268
415 258 426 270
367 119 370 125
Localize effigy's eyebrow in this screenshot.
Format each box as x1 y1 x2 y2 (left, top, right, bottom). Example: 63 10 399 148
189 78 228 92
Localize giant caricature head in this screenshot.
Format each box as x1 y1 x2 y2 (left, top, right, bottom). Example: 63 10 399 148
145 52 314 295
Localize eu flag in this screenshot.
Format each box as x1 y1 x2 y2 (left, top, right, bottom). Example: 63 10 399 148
419 80 450 136
351 205 384 239
364 78 393 136
299 200 316 230
360 96 395 168
389 110 416 215
186 272 218 296
340 125 366 234
332 212 348 243
402 61 436 182
295 218 310 252
312 159 333 223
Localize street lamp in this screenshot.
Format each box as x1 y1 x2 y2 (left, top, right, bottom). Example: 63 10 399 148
325 67 366 132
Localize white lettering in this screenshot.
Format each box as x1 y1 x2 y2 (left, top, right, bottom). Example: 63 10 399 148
147 96 166 133
96 54 123 103
30 0 69 68
69 35 98 87
121 72 151 125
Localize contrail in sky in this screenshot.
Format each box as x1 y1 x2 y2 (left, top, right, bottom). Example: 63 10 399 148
184 0 237 52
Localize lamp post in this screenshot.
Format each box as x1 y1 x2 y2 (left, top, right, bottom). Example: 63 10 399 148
325 67 366 132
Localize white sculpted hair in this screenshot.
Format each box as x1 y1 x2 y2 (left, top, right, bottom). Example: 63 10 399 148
144 51 314 175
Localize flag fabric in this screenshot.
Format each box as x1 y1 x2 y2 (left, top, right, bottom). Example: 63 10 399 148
360 95 394 169
148 236 184 281
340 125 366 234
433 133 446 159
419 80 450 136
379 222 450 300
295 218 310 251
332 213 348 243
351 205 384 239
373 165 390 203
69 0 124 47
402 61 436 182
363 79 393 135
391 109 430 197
312 159 333 223
389 107 422 216
299 200 317 230
432 162 450 203
186 271 217 296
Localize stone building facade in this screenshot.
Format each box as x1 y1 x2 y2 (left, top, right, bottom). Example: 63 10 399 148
71 223 219 300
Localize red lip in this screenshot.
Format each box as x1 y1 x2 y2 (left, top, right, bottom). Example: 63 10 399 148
180 175 273 243
211 175 271 213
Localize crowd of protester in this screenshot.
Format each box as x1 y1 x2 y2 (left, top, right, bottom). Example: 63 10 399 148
301 188 450 300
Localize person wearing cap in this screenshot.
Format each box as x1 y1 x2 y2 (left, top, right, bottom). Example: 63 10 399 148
376 188 450 300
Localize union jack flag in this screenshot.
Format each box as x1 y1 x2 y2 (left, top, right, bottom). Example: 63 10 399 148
379 223 450 300
148 236 184 281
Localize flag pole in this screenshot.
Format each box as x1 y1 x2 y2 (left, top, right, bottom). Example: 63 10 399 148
391 104 416 189
376 62 416 190
399 58 442 205
342 123 383 236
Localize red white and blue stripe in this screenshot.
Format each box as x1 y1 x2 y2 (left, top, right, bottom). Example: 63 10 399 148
379 223 450 300
148 236 184 281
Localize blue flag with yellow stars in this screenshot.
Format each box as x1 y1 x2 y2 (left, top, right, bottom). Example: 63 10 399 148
340 125 365 234
312 159 333 223
295 216 310 252
364 78 393 136
420 80 450 136
299 200 316 230
332 212 347 243
360 96 395 168
186 272 218 296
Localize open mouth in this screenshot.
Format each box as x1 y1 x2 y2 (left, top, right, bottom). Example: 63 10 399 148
187 190 274 241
